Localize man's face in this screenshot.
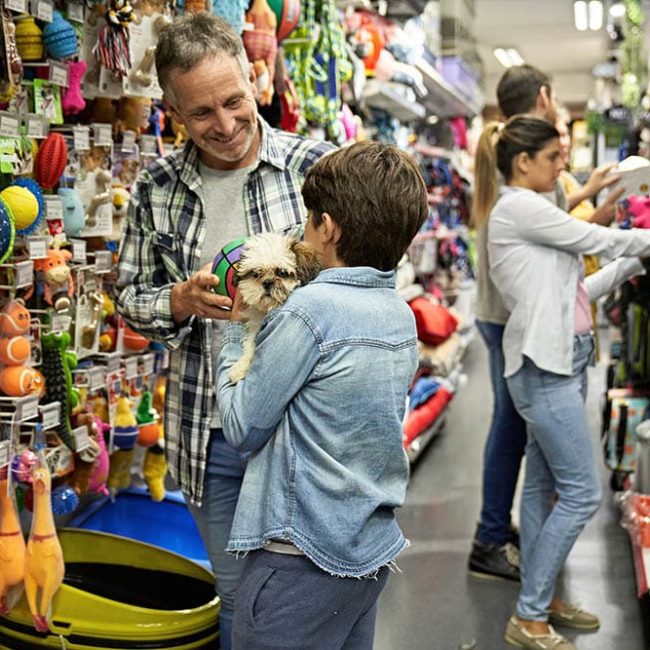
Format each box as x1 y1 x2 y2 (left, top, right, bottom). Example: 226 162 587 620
167 54 260 170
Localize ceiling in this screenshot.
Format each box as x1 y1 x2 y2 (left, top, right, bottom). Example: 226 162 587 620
473 0 627 109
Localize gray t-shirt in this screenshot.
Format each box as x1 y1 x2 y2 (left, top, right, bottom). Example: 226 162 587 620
476 178 567 324
198 160 255 427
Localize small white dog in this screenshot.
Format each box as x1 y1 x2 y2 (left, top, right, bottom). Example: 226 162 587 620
228 232 322 383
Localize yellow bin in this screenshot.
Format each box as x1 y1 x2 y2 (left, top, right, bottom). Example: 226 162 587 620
0 529 220 649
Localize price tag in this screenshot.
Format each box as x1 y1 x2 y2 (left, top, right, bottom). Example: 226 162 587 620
0 441 10 468
92 123 113 147
5 0 27 12
73 125 90 151
140 135 158 156
121 130 136 153
72 425 91 451
44 195 62 220
0 113 20 137
48 60 69 87
67 1 84 22
34 0 53 21
94 250 112 273
88 367 106 392
14 395 39 422
70 238 87 264
14 260 34 288
25 114 48 139
123 356 138 380
51 313 72 332
27 237 48 259
106 353 122 373
39 402 60 430
139 353 155 377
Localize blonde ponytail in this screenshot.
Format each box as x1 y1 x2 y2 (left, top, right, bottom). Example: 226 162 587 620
472 121 502 229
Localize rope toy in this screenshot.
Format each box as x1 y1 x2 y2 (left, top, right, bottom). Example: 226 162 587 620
93 0 136 77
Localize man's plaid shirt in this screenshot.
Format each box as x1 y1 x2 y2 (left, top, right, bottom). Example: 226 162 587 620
117 118 334 505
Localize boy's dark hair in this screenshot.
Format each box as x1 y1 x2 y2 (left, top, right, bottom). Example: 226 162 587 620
301 142 428 271
497 64 552 118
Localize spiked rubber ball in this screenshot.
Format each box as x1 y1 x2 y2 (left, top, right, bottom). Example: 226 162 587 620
35 132 68 190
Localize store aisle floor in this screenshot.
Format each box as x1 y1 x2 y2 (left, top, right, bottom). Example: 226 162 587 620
374 336 648 650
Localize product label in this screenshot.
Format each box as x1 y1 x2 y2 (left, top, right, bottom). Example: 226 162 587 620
67 2 84 22
34 0 53 21
25 114 49 139
73 125 91 151
5 0 27 12
70 238 87 264
27 237 48 260
13 260 34 288
49 61 69 87
43 195 63 220
92 123 113 147
13 395 39 422
123 356 138 380
139 135 158 156
121 130 137 153
0 113 20 138
93 250 112 273
72 425 91 451
39 402 60 430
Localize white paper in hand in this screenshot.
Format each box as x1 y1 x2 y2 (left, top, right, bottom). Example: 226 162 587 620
611 156 650 199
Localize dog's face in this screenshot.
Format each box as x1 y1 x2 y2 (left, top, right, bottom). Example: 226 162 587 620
235 233 321 314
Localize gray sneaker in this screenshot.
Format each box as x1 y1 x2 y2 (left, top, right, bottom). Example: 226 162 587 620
504 617 576 650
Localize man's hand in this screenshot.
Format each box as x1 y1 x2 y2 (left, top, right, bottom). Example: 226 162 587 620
590 186 626 226
229 290 248 323
170 264 233 323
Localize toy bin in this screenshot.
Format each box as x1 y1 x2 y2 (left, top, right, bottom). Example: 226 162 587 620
0 529 219 649
67 487 210 570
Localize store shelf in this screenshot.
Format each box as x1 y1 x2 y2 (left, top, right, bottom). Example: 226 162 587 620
621 492 650 598
415 57 483 118
406 411 446 464
364 80 426 123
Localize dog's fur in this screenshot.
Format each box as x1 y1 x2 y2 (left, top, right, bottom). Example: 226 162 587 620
228 232 322 383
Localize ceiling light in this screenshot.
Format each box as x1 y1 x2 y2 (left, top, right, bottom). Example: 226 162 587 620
493 47 524 68
609 2 625 18
574 0 588 30
589 0 604 29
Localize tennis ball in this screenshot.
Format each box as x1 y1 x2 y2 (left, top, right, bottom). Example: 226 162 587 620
0 365 35 396
0 302 31 336
0 186 39 231
0 336 30 365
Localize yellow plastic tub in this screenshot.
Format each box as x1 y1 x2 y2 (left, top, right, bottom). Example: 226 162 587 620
0 529 220 649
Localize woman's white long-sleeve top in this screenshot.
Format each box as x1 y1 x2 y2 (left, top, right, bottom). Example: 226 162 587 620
488 186 650 377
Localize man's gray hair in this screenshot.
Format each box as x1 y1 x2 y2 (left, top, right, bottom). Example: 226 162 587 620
155 12 250 102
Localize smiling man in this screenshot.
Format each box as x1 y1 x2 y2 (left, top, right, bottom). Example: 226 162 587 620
115 13 333 649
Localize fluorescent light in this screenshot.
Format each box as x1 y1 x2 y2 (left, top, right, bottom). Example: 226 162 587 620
493 47 524 68
609 1 625 18
574 0 588 30
589 0 603 29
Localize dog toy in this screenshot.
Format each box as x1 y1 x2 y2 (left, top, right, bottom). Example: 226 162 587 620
211 237 248 300
61 59 87 115
0 198 15 265
24 445 65 634
0 335 30 365
11 449 37 484
0 10 23 103
0 478 26 615
50 485 79 515
13 13 42 63
0 185 38 234
243 0 278 106
42 11 78 60
58 187 86 238
10 178 45 236
143 443 166 501
0 365 41 397
40 331 79 451
136 391 160 447
123 325 150 352
67 411 102 494
35 132 68 191
107 448 134 493
94 0 136 77
26 248 74 312
113 395 138 450
88 414 110 496
0 300 30 336
86 169 113 228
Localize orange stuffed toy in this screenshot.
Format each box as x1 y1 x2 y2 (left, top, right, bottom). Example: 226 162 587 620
26 249 74 312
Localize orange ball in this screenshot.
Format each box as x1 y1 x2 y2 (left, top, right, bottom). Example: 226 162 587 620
0 365 35 396
123 326 149 352
137 421 161 447
0 336 30 365
0 302 30 336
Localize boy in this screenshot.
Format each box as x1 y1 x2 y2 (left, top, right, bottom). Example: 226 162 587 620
216 141 428 649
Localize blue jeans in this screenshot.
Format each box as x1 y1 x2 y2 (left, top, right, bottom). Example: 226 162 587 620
233 550 389 650
507 335 602 621
476 320 528 545
186 429 248 650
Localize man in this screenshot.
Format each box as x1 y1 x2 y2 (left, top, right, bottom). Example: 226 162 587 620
116 13 333 649
469 64 623 582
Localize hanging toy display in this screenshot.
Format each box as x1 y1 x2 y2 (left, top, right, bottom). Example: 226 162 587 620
0 10 24 103
0 185 39 236
35 132 68 191
27 248 75 312
10 178 45 237
94 0 136 77
13 14 43 62
24 438 65 633
0 478 26 615
243 0 279 106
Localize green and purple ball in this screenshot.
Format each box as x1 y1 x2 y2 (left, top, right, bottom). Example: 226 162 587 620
211 237 248 299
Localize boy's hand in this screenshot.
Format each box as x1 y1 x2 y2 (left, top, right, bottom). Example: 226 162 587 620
171 263 233 323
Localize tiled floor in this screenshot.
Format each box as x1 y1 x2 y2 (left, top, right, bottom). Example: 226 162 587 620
375 337 648 650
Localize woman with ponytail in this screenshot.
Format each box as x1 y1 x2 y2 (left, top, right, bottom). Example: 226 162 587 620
477 115 650 650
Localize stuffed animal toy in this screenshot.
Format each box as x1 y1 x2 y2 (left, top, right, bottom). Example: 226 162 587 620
242 0 278 106
62 60 87 115
27 248 74 312
58 187 86 238
88 415 110 496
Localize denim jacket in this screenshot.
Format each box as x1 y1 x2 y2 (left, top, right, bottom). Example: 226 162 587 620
216 267 417 577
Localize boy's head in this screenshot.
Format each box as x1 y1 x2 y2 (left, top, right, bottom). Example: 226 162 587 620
301 142 428 271
497 64 557 123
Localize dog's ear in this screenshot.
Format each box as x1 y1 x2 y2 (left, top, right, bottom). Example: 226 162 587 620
291 240 322 285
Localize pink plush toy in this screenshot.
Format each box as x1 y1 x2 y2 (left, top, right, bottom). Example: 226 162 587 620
88 415 110 496
62 60 87 116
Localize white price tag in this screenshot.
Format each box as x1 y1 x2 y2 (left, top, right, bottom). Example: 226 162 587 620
0 113 20 137
121 130 136 153
13 260 34 288
88 367 106 392
140 135 158 156
92 123 113 147
27 237 48 259
70 238 87 264
72 425 91 451
73 125 90 151
44 195 63 220
139 353 155 377
0 441 10 468
67 2 84 22
106 353 122 373
39 402 60 430
51 313 72 332
35 0 53 21
25 114 48 139
48 60 69 87
5 0 27 12
123 356 138 380
94 250 112 273
14 395 39 422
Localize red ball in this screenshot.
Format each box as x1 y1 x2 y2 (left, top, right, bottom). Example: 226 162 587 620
123 326 150 352
36 132 68 190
